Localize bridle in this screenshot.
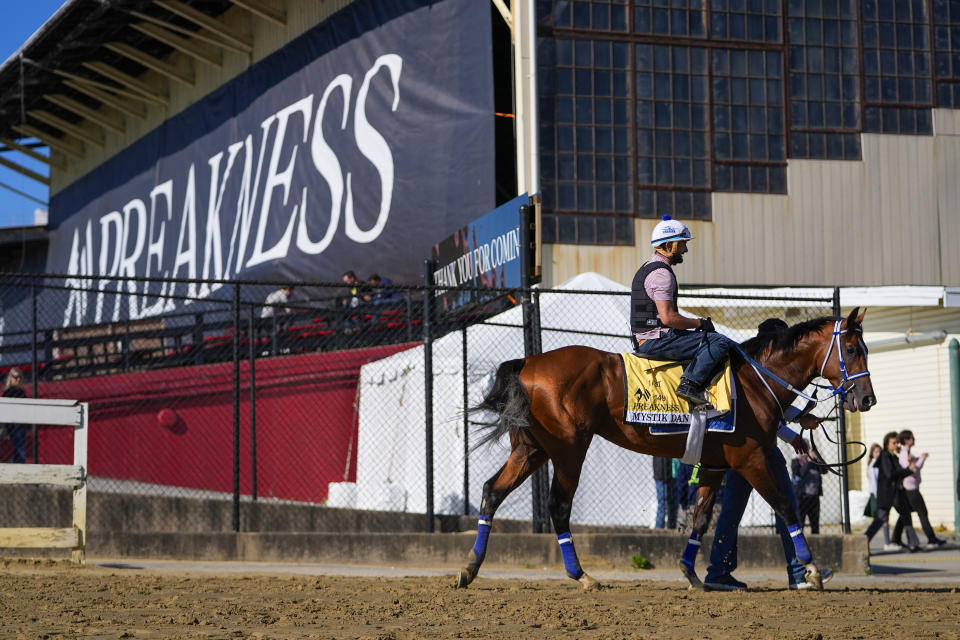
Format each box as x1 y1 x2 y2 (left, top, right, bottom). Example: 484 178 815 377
733 319 872 475
816 320 871 403
735 319 871 416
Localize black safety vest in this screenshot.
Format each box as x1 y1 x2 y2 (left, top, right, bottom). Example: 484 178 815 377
630 261 678 334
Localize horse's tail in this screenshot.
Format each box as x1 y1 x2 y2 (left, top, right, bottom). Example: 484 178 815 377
470 358 530 449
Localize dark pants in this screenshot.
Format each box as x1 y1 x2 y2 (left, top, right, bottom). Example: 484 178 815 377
636 329 735 387
655 479 677 529
894 489 937 544
9 426 26 463
866 496 918 547
797 494 820 534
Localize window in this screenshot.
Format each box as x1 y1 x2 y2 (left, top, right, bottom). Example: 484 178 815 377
539 36 633 244
712 49 787 193
634 0 707 38
711 0 782 43
933 0 960 107
788 0 861 159
545 0 628 32
535 0 946 244
636 44 712 218
862 0 933 133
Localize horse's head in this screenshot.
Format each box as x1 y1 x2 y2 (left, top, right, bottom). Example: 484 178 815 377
819 307 876 412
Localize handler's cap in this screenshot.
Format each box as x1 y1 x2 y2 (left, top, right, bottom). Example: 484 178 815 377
650 215 694 247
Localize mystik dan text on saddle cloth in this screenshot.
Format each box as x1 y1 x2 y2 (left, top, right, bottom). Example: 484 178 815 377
620 353 735 434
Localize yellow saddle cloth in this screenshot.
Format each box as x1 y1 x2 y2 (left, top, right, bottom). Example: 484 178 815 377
619 353 734 426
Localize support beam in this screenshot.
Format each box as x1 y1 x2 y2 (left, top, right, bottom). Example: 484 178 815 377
154 0 253 54
491 0 512 30
104 42 195 87
0 136 62 169
28 110 105 149
56 69 164 107
229 0 286 27
12 124 84 160
81 61 169 106
62 80 147 120
0 155 50 185
43 94 126 135
132 22 223 69
144 0 253 54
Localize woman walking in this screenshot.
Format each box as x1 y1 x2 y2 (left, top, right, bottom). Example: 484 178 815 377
892 430 947 550
864 432 915 553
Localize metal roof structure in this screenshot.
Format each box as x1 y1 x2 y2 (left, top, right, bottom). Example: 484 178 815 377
0 0 283 190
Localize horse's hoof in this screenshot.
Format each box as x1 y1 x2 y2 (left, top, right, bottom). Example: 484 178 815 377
803 564 823 591
455 569 474 589
578 573 600 591
680 561 704 590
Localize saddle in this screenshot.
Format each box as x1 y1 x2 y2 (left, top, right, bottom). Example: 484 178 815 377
619 352 735 433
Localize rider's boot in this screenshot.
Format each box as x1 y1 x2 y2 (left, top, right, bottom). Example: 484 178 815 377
676 378 713 411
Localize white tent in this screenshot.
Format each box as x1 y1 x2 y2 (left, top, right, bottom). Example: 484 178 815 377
344 272 780 527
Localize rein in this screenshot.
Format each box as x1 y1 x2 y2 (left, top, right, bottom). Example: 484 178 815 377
806 412 868 476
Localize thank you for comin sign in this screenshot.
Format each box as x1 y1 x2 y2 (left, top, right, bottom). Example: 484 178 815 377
430 193 530 313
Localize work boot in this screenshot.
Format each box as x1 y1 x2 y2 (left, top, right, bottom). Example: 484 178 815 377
676 378 713 410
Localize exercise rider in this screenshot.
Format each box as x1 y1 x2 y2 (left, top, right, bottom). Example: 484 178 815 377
631 215 734 410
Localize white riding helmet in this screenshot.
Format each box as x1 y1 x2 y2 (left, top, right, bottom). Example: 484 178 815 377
650 215 694 247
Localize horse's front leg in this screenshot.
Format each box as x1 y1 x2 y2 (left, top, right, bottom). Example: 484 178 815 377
738 452 823 590
679 467 725 590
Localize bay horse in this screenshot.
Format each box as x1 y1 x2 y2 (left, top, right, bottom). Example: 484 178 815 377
455 307 875 591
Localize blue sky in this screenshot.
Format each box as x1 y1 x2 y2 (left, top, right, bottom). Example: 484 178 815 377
0 1 68 229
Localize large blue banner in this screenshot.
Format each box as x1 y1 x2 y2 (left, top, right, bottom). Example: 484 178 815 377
44 0 493 328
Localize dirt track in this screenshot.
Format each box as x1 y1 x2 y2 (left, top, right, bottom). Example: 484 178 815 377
2 559 958 640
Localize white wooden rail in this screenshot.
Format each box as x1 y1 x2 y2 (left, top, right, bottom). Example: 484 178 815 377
0 397 88 564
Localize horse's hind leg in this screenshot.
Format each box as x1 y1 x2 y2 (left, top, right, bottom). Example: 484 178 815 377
455 432 547 589
548 447 599 591
679 466 725 590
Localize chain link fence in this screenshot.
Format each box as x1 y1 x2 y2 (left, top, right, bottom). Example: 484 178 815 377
0 272 844 537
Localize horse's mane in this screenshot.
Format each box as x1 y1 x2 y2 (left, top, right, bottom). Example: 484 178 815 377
739 315 840 359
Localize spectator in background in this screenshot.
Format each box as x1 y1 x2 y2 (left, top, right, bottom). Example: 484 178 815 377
261 285 294 319
673 459 693 529
791 449 823 534
865 442 897 551
653 456 677 529
340 271 361 308
365 273 403 305
2 368 28 463
864 431 916 553
893 430 946 550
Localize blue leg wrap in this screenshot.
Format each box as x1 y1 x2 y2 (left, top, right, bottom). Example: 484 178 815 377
557 532 584 579
788 524 813 565
472 517 492 559
681 530 701 571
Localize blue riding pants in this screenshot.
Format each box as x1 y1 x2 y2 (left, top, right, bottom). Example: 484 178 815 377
705 448 807 586
635 329 735 388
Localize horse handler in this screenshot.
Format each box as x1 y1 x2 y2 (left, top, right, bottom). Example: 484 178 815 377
631 215 735 410
703 318 835 591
